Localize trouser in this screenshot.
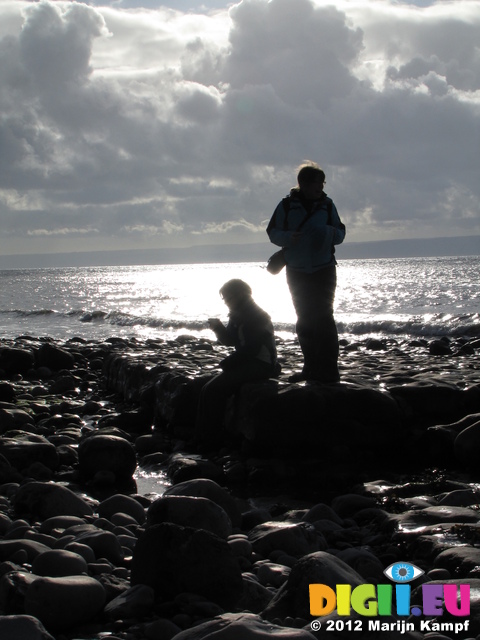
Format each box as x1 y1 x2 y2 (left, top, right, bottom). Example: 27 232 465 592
195 359 274 444
286 265 339 381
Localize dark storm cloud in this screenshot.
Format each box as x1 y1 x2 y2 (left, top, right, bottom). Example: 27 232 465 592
0 0 478 257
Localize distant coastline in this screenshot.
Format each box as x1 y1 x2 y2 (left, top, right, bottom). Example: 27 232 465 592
1 235 479 269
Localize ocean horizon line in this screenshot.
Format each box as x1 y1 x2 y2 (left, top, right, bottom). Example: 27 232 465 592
0 235 478 269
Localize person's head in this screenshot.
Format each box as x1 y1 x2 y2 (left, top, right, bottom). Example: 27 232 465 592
296 160 326 201
219 279 252 310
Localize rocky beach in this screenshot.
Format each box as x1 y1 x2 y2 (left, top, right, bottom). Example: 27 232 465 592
0 331 479 640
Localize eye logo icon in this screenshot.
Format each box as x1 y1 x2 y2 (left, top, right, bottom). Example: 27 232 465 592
384 562 424 583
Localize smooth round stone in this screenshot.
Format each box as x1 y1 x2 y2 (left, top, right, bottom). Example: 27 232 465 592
167 612 314 639
97 494 146 524
14 482 93 519
64 542 96 564
78 435 137 483
147 495 232 539
0 614 55 640
32 549 88 577
24 575 106 632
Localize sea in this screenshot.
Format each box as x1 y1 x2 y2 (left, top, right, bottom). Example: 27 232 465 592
0 256 479 344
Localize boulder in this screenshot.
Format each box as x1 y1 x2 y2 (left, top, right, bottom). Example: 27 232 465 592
233 381 404 456
24 575 106 632
0 382 15 402
0 409 35 434
335 548 385 582
389 383 467 426
249 522 326 559
0 570 39 614
97 493 146 524
262 551 364 622
237 573 274 613
166 453 223 484
35 343 75 371
68 526 124 564
147 495 232 538
169 612 315 639
0 614 55 640
104 584 155 620
14 482 93 520
0 540 51 563
164 478 242 528
31 549 88 577
0 348 35 375
131 523 243 609
78 434 137 483
0 436 58 472
433 547 480 576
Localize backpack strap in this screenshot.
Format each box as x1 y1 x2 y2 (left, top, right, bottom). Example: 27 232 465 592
267 195 333 233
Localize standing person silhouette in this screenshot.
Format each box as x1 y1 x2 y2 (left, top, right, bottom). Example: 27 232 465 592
267 161 346 383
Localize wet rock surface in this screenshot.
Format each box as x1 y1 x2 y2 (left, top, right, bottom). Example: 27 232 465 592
0 333 478 639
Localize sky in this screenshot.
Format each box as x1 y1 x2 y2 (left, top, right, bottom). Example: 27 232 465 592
0 0 479 263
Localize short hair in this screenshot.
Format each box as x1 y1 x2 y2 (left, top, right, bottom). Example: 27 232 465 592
296 161 325 187
220 279 252 300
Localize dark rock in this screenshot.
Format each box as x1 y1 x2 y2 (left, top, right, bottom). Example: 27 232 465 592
0 540 51 564
104 584 155 620
31 549 88 577
78 434 137 483
0 348 35 375
131 523 243 609
249 521 326 559
0 570 39 614
164 478 242 529
147 495 232 538
389 383 469 427
233 382 404 457
433 547 480 576
0 409 35 434
167 454 223 484
0 614 55 640
97 494 146 524
262 551 363 622
68 527 124 564
0 435 59 472
429 339 453 355
14 482 93 520
0 383 15 402
168 612 314 639
237 574 274 613
24 575 106 632
35 344 75 371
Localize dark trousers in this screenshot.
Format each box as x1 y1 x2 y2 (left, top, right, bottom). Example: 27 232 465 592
286 265 339 382
195 359 274 445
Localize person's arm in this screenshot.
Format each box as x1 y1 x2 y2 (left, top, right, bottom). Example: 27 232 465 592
207 318 234 345
267 202 300 248
330 202 346 246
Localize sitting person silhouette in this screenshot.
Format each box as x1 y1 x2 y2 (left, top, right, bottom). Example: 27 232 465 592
195 279 278 449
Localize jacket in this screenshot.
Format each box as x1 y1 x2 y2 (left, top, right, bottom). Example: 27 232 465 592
267 189 346 273
216 299 277 370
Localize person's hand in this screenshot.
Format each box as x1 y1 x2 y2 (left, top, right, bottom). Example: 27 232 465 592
207 318 223 331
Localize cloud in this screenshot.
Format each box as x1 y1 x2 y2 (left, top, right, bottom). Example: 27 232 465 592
0 0 479 258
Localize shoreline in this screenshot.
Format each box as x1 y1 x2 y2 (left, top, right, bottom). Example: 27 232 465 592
0 333 479 639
